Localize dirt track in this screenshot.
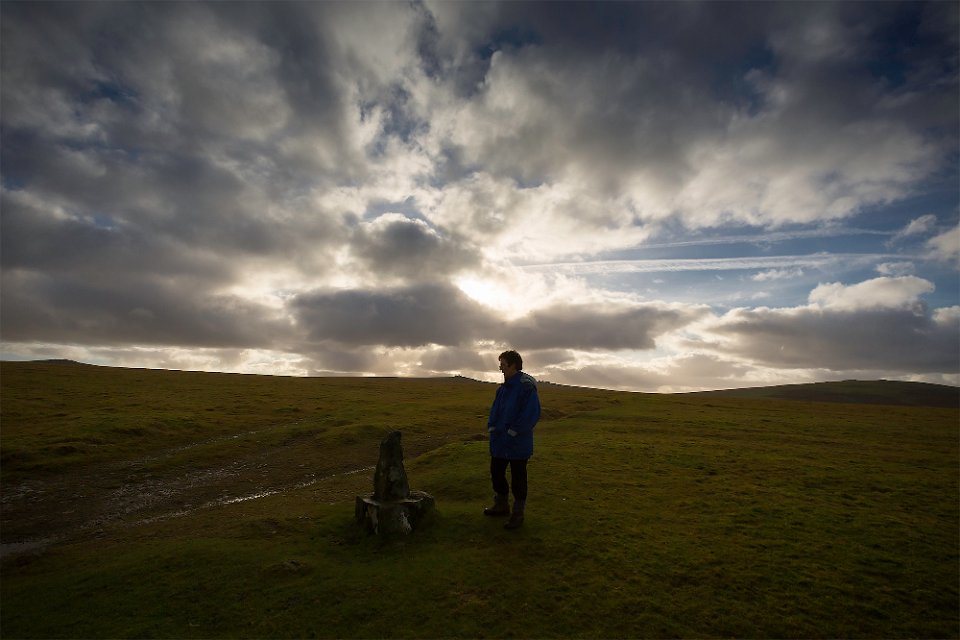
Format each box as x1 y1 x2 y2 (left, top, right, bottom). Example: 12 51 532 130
0 427 460 558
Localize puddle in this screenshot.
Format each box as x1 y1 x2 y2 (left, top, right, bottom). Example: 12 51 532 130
221 490 280 505
114 465 375 528
2 464 375 558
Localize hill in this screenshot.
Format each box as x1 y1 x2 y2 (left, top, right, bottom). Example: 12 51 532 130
694 379 959 408
1 361 957 638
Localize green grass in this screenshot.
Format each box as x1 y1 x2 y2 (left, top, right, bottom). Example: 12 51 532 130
1 362 957 638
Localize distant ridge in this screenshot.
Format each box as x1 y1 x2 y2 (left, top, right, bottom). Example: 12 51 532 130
691 379 959 408
2 362 955 407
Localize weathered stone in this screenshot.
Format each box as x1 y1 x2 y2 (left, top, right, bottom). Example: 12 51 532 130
354 490 435 535
373 430 410 501
355 431 434 535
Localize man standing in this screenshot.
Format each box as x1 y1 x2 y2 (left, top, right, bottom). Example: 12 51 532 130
484 350 541 529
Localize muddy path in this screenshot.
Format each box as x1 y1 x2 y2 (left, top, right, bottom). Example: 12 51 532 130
1 426 471 558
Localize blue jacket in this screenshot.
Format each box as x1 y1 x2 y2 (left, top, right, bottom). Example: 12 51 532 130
488 371 541 460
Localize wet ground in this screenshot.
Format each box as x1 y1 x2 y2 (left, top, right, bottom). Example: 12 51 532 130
1 426 469 559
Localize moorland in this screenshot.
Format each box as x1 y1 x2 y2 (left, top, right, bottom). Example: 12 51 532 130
1 360 957 638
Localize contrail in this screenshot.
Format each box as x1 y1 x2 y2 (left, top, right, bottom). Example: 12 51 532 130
629 227 891 250
520 253 912 275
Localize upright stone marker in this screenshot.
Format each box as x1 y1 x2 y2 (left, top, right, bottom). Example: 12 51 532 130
355 431 435 535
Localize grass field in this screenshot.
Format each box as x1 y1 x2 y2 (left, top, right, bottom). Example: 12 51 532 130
1 361 957 638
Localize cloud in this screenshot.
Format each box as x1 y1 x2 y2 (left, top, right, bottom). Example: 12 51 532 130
291 283 497 348
418 346 491 375
426 2 956 233
5 1 953 271
700 278 957 373
892 214 939 242
3 3 343 176
421 173 653 262
705 305 958 373
752 267 805 282
808 276 934 311
0 2 956 391
298 342 388 376
925 224 960 266
350 213 480 282
503 303 709 351
1 270 289 350
876 262 916 277
289 281 711 355
536 352 758 393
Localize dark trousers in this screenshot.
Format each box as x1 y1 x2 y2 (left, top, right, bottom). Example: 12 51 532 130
490 457 528 502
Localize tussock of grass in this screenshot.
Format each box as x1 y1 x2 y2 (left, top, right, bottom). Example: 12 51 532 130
1 362 957 638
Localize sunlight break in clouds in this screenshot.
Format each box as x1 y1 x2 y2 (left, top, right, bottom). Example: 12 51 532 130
1 1 957 390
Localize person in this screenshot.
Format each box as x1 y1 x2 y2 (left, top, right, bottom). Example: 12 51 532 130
483 350 541 529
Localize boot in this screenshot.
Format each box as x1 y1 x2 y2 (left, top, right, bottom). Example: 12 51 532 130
483 493 510 516
504 499 525 529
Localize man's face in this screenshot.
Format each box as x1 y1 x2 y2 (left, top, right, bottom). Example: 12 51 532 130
499 357 518 380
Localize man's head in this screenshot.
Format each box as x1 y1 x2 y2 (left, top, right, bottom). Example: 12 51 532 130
498 350 523 380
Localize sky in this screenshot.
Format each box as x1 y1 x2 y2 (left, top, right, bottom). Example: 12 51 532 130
1 1 958 392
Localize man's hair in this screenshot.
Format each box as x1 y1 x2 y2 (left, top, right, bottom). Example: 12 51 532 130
499 350 523 371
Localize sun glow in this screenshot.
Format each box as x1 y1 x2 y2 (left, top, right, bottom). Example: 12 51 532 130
454 276 508 309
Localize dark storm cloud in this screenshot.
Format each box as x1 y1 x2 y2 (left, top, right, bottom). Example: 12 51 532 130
350 215 481 281
292 283 498 348
707 305 959 373
503 303 710 351
292 285 709 353
1 270 287 349
1 1 365 177
0 2 351 271
0 1 365 355
0 1 433 356
520 349 578 368
0 167 343 287
0 190 226 282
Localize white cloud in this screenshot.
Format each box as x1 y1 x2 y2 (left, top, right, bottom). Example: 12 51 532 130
422 173 654 263
876 262 916 277
808 276 934 311
752 267 805 282
892 214 938 242
925 224 960 266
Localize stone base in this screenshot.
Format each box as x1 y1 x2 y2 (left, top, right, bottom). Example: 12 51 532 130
354 490 435 535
